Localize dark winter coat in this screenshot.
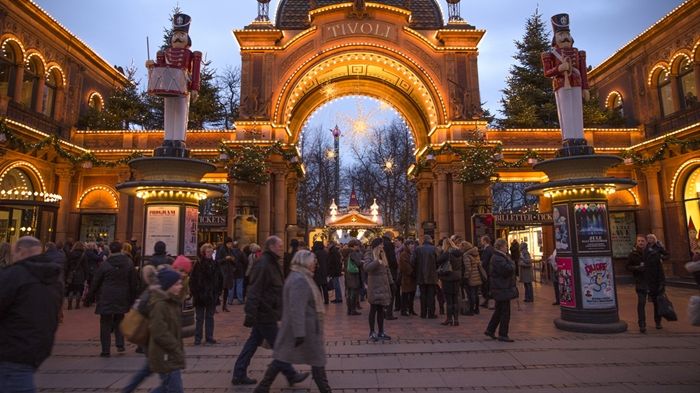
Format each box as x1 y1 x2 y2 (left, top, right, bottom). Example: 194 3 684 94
89 253 137 315
312 243 329 287
518 244 533 284
65 250 88 286
413 241 438 285
365 259 394 306
383 236 399 272
44 248 66 271
84 248 102 278
233 247 247 280
0 253 62 368
147 289 184 373
481 245 494 270
245 250 285 325
399 248 416 292
510 242 521 263
488 250 518 301
273 270 326 367
438 248 463 294
627 247 665 294
328 245 342 278
344 250 363 289
190 257 221 307
216 245 237 288
146 253 173 268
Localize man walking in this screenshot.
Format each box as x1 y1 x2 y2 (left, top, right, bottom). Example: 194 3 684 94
413 235 438 319
231 236 309 386
484 238 518 342
480 236 494 309
627 235 666 332
0 236 63 392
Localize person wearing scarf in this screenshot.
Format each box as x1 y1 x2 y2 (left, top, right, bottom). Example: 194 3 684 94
253 250 331 393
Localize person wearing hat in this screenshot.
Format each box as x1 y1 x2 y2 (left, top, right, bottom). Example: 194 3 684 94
541 13 590 147
147 269 185 392
146 12 202 156
365 237 394 341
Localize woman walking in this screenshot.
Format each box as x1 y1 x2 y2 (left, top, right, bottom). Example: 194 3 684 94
365 238 394 341
437 238 463 326
519 242 534 302
462 241 484 315
65 241 88 310
253 250 332 393
190 243 221 345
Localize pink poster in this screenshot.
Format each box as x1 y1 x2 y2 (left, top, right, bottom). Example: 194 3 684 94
556 256 576 308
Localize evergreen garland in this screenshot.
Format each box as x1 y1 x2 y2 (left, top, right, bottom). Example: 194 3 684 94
621 136 700 166
218 140 298 184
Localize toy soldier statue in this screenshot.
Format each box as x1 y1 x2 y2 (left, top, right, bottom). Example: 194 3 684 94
146 13 202 157
541 14 591 156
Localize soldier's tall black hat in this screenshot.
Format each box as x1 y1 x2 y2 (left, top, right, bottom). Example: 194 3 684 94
551 13 570 34
172 13 191 33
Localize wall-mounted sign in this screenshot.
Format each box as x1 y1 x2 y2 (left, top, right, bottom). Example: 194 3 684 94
579 256 616 309
494 212 553 226
199 215 227 227
145 205 180 256
574 202 610 252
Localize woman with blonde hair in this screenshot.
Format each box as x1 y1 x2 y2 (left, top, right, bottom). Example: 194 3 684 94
254 249 331 393
365 237 394 341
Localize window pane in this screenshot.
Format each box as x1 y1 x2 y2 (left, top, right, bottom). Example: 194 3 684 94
681 71 697 108
42 85 55 117
659 83 675 116
0 61 14 97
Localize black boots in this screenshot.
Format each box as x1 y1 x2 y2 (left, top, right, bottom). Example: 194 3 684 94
253 363 280 393
312 366 332 393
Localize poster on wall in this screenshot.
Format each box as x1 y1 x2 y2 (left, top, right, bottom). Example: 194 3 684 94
556 256 576 308
145 205 180 256
553 204 571 252
609 211 636 258
579 256 616 309
574 202 610 252
471 214 496 246
184 207 199 256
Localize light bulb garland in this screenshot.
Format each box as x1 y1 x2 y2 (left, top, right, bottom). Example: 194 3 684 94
621 135 700 166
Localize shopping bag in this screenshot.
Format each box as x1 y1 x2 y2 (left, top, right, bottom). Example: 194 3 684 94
688 295 700 326
656 293 678 322
120 308 149 346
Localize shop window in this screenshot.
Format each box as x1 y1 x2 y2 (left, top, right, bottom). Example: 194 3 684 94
0 41 19 98
679 57 697 109
42 70 58 118
682 167 700 254
21 57 41 109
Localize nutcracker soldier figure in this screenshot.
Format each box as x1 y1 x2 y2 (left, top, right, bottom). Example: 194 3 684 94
541 14 592 156
146 13 202 157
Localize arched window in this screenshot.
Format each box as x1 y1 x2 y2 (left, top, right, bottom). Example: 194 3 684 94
679 57 697 109
0 41 20 98
607 92 624 117
42 70 58 117
21 57 41 109
88 93 103 111
657 69 676 117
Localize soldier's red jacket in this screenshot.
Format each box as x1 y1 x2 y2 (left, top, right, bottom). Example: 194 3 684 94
541 47 589 92
155 47 202 92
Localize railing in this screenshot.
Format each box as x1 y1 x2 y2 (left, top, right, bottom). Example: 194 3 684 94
646 104 700 137
6 100 65 137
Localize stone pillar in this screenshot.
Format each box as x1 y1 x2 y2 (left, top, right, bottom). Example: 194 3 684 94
643 164 665 244
273 171 287 240
539 195 554 259
115 170 131 242
670 72 681 114
287 176 297 226
54 167 74 242
417 181 430 236
694 62 700 103
12 65 23 104
451 177 466 239
34 77 45 113
227 178 238 238
258 182 271 241
437 170 450 239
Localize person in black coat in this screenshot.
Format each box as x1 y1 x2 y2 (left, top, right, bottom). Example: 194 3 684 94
479 235 494 307
484 238 517 342
216 238 237 310
191 243 222 345
627 235 666 332
382 232 400 319
88 241 137 357
283 239 300 278
327 242 343 304
65 242 88 310
412 235 438 319
437 239 463 326
0 236 62 391
312 241 330 304
146 241 173 268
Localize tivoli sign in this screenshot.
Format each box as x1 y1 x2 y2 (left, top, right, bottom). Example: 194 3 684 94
323 21 396 41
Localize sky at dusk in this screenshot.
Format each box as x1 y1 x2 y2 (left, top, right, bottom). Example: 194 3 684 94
34 0 685 125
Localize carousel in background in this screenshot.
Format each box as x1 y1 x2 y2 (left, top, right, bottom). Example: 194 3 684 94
309 189 384 245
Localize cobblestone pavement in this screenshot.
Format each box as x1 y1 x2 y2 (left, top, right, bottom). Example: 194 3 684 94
38 282 700 392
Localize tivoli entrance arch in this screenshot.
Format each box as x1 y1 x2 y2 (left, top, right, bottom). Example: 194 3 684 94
232 1 491 244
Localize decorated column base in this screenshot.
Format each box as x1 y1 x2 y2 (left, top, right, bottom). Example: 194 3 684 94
527 155 635 334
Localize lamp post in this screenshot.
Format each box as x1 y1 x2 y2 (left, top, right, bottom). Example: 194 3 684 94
331 125 341 204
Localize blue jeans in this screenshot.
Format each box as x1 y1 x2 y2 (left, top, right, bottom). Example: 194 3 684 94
331 276 342 301
227 279 245 303
122 359 151 393
0 361 35 393
232 323 296 380
195 305 215 343
150 370 183 393
523 282 533 301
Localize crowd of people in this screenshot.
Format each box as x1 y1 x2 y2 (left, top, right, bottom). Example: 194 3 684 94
1 230 694 393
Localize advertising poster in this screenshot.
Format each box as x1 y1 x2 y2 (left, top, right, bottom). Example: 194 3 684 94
184 207 199 256
471 214 495 246
553 204 571 252
579 256 616 309
609 211 636 258
556 257 576 308
574 202 610 252
145 205 180 256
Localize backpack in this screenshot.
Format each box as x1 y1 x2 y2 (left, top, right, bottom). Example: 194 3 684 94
346 257 359 274
120 289 151 346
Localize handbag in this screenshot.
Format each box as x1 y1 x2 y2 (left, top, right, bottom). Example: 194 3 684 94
437 260 452 275
347 258 359 274
656 292 678 322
